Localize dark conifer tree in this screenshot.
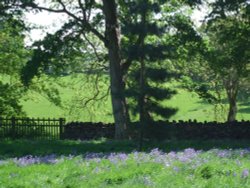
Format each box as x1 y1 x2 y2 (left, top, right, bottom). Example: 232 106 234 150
120 0 178 123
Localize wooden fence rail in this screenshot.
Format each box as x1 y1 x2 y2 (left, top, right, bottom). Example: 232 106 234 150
0 117 65 140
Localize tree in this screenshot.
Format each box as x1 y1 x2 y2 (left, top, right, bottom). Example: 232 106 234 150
121 0 178 123
0 15 29 116
204 0 250 122
172 0 250 122
6 0 128 139
102 0 129 138
8 0 202 138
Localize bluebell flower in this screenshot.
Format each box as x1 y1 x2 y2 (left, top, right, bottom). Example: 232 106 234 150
241 169 249 178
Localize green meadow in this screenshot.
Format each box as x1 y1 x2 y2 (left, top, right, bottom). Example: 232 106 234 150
1 139 250 188
21 74 250 122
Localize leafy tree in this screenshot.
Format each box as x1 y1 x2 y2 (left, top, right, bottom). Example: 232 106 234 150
173 0 249 122
204 0 250 122
7 0 202 138
5 0 128 139
0 7 62 117
0 16 29 116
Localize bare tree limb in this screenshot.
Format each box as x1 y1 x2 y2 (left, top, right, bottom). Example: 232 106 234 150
82 32 102 61
13 1 107 44
77 0 87 21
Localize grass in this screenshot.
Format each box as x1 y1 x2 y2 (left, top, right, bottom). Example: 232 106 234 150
1 139 250 158
20 74 250 122
21 74 113 122
1 139 250 187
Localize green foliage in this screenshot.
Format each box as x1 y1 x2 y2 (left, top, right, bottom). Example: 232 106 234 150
174 0 250 121
0 17 29 116
0 82 25 117
0 18 28 76
204 0 250 121
126 65 177 120
122 0 180 121
0 14 62 117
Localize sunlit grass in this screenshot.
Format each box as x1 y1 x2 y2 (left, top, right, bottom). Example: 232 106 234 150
1 139 250 187
20 74 250 122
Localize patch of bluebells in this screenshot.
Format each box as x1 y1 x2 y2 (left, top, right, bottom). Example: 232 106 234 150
206 148 250 159
241 169 249 178
13 154 62 166
177 148 201 163
85 152 106 160
108 153 128 164
2 147 250 175
217 149 233 158
84 152 129 164
82 147 250 169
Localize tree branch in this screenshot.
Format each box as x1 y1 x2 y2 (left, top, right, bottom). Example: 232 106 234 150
56 0 83 22
77 0 87 21
82 32 102 62
56 0 106 44
14 1 107 44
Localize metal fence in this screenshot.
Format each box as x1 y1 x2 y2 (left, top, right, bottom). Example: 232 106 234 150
0 117 65 140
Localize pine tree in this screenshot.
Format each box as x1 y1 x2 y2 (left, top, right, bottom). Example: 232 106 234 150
120 0 178 124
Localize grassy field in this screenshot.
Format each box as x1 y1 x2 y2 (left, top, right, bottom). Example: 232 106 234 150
21 74 250 122
1 139 250 187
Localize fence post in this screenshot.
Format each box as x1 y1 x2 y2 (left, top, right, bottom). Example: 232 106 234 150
11 117 16 139
59 118 65 140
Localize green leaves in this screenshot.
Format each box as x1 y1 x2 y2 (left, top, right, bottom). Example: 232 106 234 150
0 19 29 77
0 82 26 117
0 17 29 117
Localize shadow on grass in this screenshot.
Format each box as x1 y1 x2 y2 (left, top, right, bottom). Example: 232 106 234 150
239 101 250 106
1 139 250 158
238 107 250 114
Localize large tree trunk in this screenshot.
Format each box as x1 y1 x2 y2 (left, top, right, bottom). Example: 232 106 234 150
224 69 239 122
227 94 237 122
102 0 129 139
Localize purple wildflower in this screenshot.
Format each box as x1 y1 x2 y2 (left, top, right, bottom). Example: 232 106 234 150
150 148 163 156
241 169 249 178
184 148 196 155
168 151 177 159
173 166 180 173
14 154 59 166
133 152 150 164
85 152 105 160
40 154 59 164
178 155 191 163
217 150 231 158
14 155 37 166
108 153 128 164
117 153 128 161
177 148 198 163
